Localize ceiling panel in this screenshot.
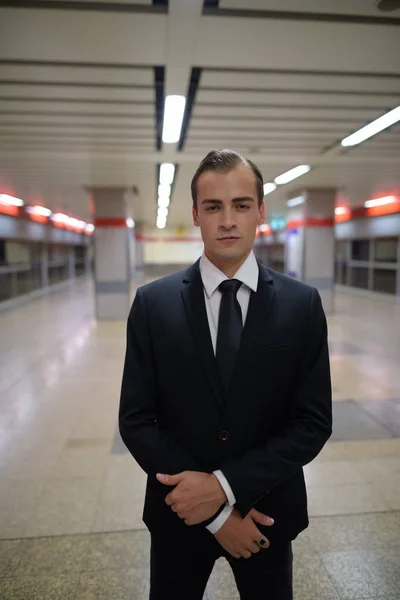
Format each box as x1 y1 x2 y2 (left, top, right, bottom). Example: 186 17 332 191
219 0 400 18
189 118 356 132
0 85 155 102
196 89 399 110
0 125 155 135
0 64 154 86
193 104 380 120
200 71 400 94
0 114 155 126
188 130 346 141
0 10 167 65
0 100 154 115
49 0 153 4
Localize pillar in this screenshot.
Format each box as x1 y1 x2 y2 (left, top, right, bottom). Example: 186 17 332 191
397 237 400 297
40 242 49 289
134 221 145 280
84 242 92 275
285 188 336 314
89 187 133 320
68 247 75 279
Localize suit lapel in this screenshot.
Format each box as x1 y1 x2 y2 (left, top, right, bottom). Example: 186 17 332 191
181 260 224 412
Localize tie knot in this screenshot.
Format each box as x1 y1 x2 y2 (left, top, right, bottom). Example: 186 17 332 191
219 279 242 294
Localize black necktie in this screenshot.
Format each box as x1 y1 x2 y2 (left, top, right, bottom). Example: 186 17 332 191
216 279 243 394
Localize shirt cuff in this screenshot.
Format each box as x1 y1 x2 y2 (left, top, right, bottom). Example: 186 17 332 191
206 504 233 534
213 470 236 506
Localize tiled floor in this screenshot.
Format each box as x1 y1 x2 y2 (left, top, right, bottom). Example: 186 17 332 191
0 275 399 599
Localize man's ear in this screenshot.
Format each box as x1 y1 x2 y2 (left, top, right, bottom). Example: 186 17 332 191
259 201 265 224
192 205 199 226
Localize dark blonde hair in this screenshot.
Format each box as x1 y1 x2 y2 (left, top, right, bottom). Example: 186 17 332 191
191 149 264 211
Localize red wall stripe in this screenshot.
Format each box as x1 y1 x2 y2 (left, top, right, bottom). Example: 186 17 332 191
306 217 334 227
287 219 304 230
0 204 19 217
287 217 334 229
350 202 400 220
94 217 127 227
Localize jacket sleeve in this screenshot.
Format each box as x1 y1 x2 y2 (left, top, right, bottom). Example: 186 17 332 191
119 287 202 477
220 287 333 518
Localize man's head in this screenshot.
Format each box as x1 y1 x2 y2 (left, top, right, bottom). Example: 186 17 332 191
191 149 265 269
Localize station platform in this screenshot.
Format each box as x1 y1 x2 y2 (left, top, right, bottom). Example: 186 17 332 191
0 275 399 599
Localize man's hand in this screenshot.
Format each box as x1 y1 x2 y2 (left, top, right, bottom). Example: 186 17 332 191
156 471 226 525
214 508 274 559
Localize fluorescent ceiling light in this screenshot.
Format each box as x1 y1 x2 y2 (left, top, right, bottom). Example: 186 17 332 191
335 206 349 215
68 217 84 228
341 105 400 147
157 207 168 219
126 218 135 228
274 165 311 186
160 163 175 185
158 183 171 198
158 196 170 209
263 182 277 196
26 205 51 217
287 195 305 208
364 195 397 208
51 212 68 224
0 194 24 207
162 95 186 144
85 224 95 233
157 215 167 229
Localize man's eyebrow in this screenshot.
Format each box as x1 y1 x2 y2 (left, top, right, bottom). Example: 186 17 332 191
232 197 255 203
200 197 255 204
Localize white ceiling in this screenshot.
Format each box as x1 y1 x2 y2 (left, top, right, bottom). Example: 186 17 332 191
219 0 400 18
0 0 399 226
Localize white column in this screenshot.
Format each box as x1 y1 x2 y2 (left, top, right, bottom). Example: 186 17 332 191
40 242 49 289
89 187 133 320
285 188 336 314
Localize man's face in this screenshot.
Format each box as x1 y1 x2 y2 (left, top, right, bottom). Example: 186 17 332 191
192 166 265 264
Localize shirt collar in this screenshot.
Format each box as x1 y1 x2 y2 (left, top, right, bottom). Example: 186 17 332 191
200 251 259 299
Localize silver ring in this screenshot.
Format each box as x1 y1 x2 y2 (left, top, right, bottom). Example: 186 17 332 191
256 535 268 549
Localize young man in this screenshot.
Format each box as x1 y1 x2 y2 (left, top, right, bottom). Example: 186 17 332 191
119 149 332 600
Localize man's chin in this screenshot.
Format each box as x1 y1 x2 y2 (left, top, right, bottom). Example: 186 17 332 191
213 247 247 262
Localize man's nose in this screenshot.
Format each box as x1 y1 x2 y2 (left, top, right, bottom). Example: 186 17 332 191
220 208 236 229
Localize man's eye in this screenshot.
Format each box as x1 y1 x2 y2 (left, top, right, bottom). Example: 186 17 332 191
238 204 250 210
206 206 218 211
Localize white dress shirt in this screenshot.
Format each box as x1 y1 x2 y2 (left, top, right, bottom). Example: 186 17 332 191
199 251 259 534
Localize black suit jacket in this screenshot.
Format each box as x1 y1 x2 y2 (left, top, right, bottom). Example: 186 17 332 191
119 260 332 544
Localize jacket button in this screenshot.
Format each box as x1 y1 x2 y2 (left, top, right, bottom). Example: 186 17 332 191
219 430 230 441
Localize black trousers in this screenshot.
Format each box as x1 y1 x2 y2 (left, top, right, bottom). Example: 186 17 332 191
149 531 293 600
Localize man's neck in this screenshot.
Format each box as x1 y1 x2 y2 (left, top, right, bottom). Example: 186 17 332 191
204 250 251 279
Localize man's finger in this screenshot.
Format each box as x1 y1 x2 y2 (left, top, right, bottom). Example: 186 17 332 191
249 509 274 527
164 491 177 506
156 473 184 486
248 541 261 553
